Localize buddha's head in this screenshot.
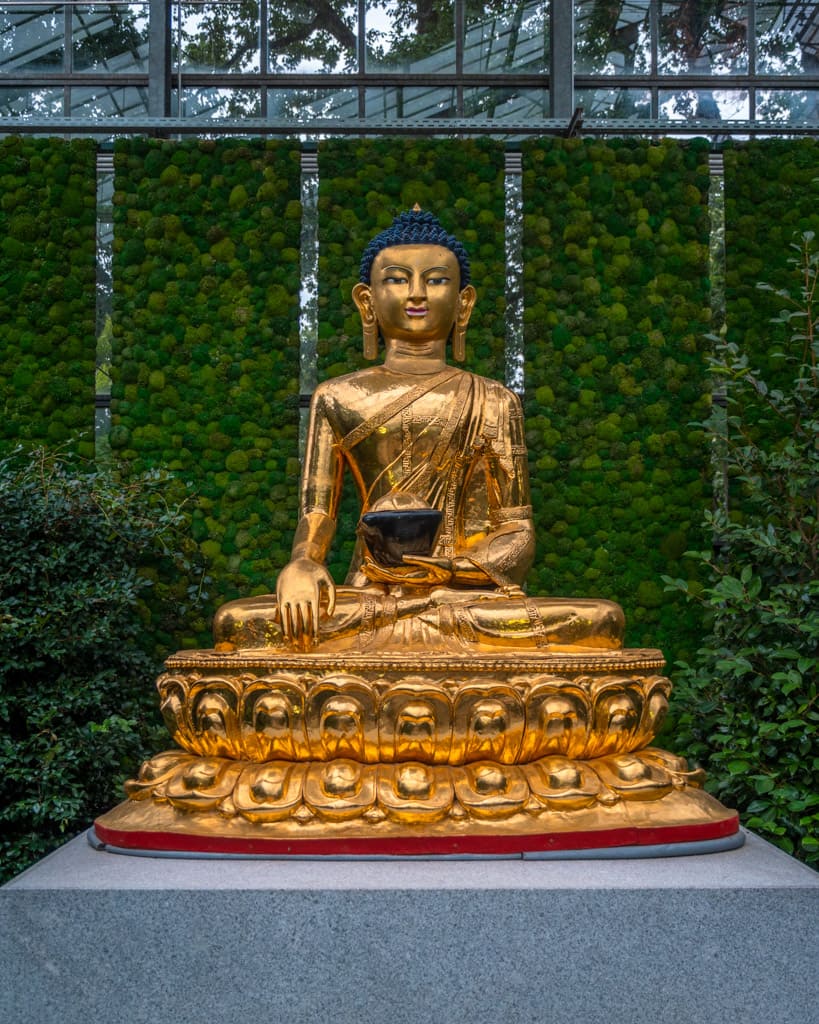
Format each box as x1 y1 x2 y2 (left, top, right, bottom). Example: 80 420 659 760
352 208 477 360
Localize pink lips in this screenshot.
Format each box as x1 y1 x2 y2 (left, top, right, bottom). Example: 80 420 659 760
406 307 427 317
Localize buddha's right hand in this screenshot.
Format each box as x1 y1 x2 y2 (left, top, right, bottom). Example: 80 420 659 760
276 557 336 645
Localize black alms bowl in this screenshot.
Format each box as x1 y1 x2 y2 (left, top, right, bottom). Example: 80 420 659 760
358 509 443 567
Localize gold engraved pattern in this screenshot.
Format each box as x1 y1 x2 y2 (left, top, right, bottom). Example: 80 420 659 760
155 657 672 766
125 746 701 825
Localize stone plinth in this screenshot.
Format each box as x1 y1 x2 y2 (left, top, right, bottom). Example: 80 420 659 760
2 830 817 1024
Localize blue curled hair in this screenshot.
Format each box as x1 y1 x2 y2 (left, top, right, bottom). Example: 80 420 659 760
359 209 471 289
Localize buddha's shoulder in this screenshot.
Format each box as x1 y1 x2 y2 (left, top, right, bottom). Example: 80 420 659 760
309 367 398 422
311 365 388 403
467 371 523 407
312 366 517 406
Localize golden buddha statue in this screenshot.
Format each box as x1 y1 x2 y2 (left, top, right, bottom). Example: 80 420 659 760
213 209 623 655
93 209 741 857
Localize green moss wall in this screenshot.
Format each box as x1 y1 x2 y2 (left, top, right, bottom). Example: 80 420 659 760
6 134 814 663
521 138 713 662
315 138 507 580
110 139 302 640
0 137 97 457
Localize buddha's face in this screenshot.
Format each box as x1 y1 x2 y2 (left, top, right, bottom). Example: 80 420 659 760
355 244 475 344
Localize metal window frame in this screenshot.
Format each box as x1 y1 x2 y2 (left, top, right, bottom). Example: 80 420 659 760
0 0 817 136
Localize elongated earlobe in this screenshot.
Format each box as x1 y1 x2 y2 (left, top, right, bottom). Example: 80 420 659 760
452 284 477 362
362 320 379 359
452 324 467 362
352 282 379 360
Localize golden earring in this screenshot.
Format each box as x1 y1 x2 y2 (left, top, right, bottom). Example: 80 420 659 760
452 323 467 362
362 318 379 360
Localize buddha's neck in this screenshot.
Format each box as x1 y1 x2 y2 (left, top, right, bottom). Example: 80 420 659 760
382 337 448 375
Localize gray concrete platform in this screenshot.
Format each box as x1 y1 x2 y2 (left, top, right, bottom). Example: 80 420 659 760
2 828 817 1024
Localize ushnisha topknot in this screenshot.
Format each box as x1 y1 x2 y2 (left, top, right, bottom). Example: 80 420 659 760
359 207 471 289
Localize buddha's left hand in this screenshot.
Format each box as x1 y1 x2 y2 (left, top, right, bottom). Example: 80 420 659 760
361 555 452 587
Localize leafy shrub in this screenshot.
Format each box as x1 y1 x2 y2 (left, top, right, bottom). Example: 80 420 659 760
0 446 207 882
665 233 819 866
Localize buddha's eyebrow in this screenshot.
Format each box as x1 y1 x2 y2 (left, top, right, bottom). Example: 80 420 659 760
381 265 451 274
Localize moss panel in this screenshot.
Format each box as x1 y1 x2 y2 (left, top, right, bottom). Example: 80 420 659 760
111 138 302 642
522 137 713 663
0 137 97 458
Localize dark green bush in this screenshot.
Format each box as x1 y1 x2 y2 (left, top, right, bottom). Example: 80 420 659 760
0 446 208 883
723 139 819 417
665 233 819 866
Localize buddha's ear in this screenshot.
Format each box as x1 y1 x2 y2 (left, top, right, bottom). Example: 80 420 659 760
457 284 477 328
452 285 477 362
352 282 373 319
352 282 379 360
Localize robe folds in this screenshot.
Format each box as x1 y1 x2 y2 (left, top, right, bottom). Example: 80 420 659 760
302 366 534 591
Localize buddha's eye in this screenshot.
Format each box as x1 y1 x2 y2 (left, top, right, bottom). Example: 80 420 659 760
382 275 407 285
426 276 450 286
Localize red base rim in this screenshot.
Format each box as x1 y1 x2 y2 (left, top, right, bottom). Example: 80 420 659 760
93 814 741 857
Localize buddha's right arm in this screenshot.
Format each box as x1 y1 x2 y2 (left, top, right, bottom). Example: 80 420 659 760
290 510 337 564
276 513 338 642
276 383 350 641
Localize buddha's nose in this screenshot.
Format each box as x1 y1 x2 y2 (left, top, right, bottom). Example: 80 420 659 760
408 275 427 301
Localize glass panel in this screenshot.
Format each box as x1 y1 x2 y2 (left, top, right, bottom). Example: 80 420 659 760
174 2 260 72
365 85 456 118
757 89 819 123
367 84 547 119
659 88 749 121
268 1 357 72
756 1 819 76
463 85 548 119
0 86 64 116
268 87 357 121
72 4 149 73
0 5 64 73
464 1 548 74
659 2 748 75
366 0 455 72
96 168 114 439
176 87 261 117
70 84 150 118
577 87 651 119
575 0 650 75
